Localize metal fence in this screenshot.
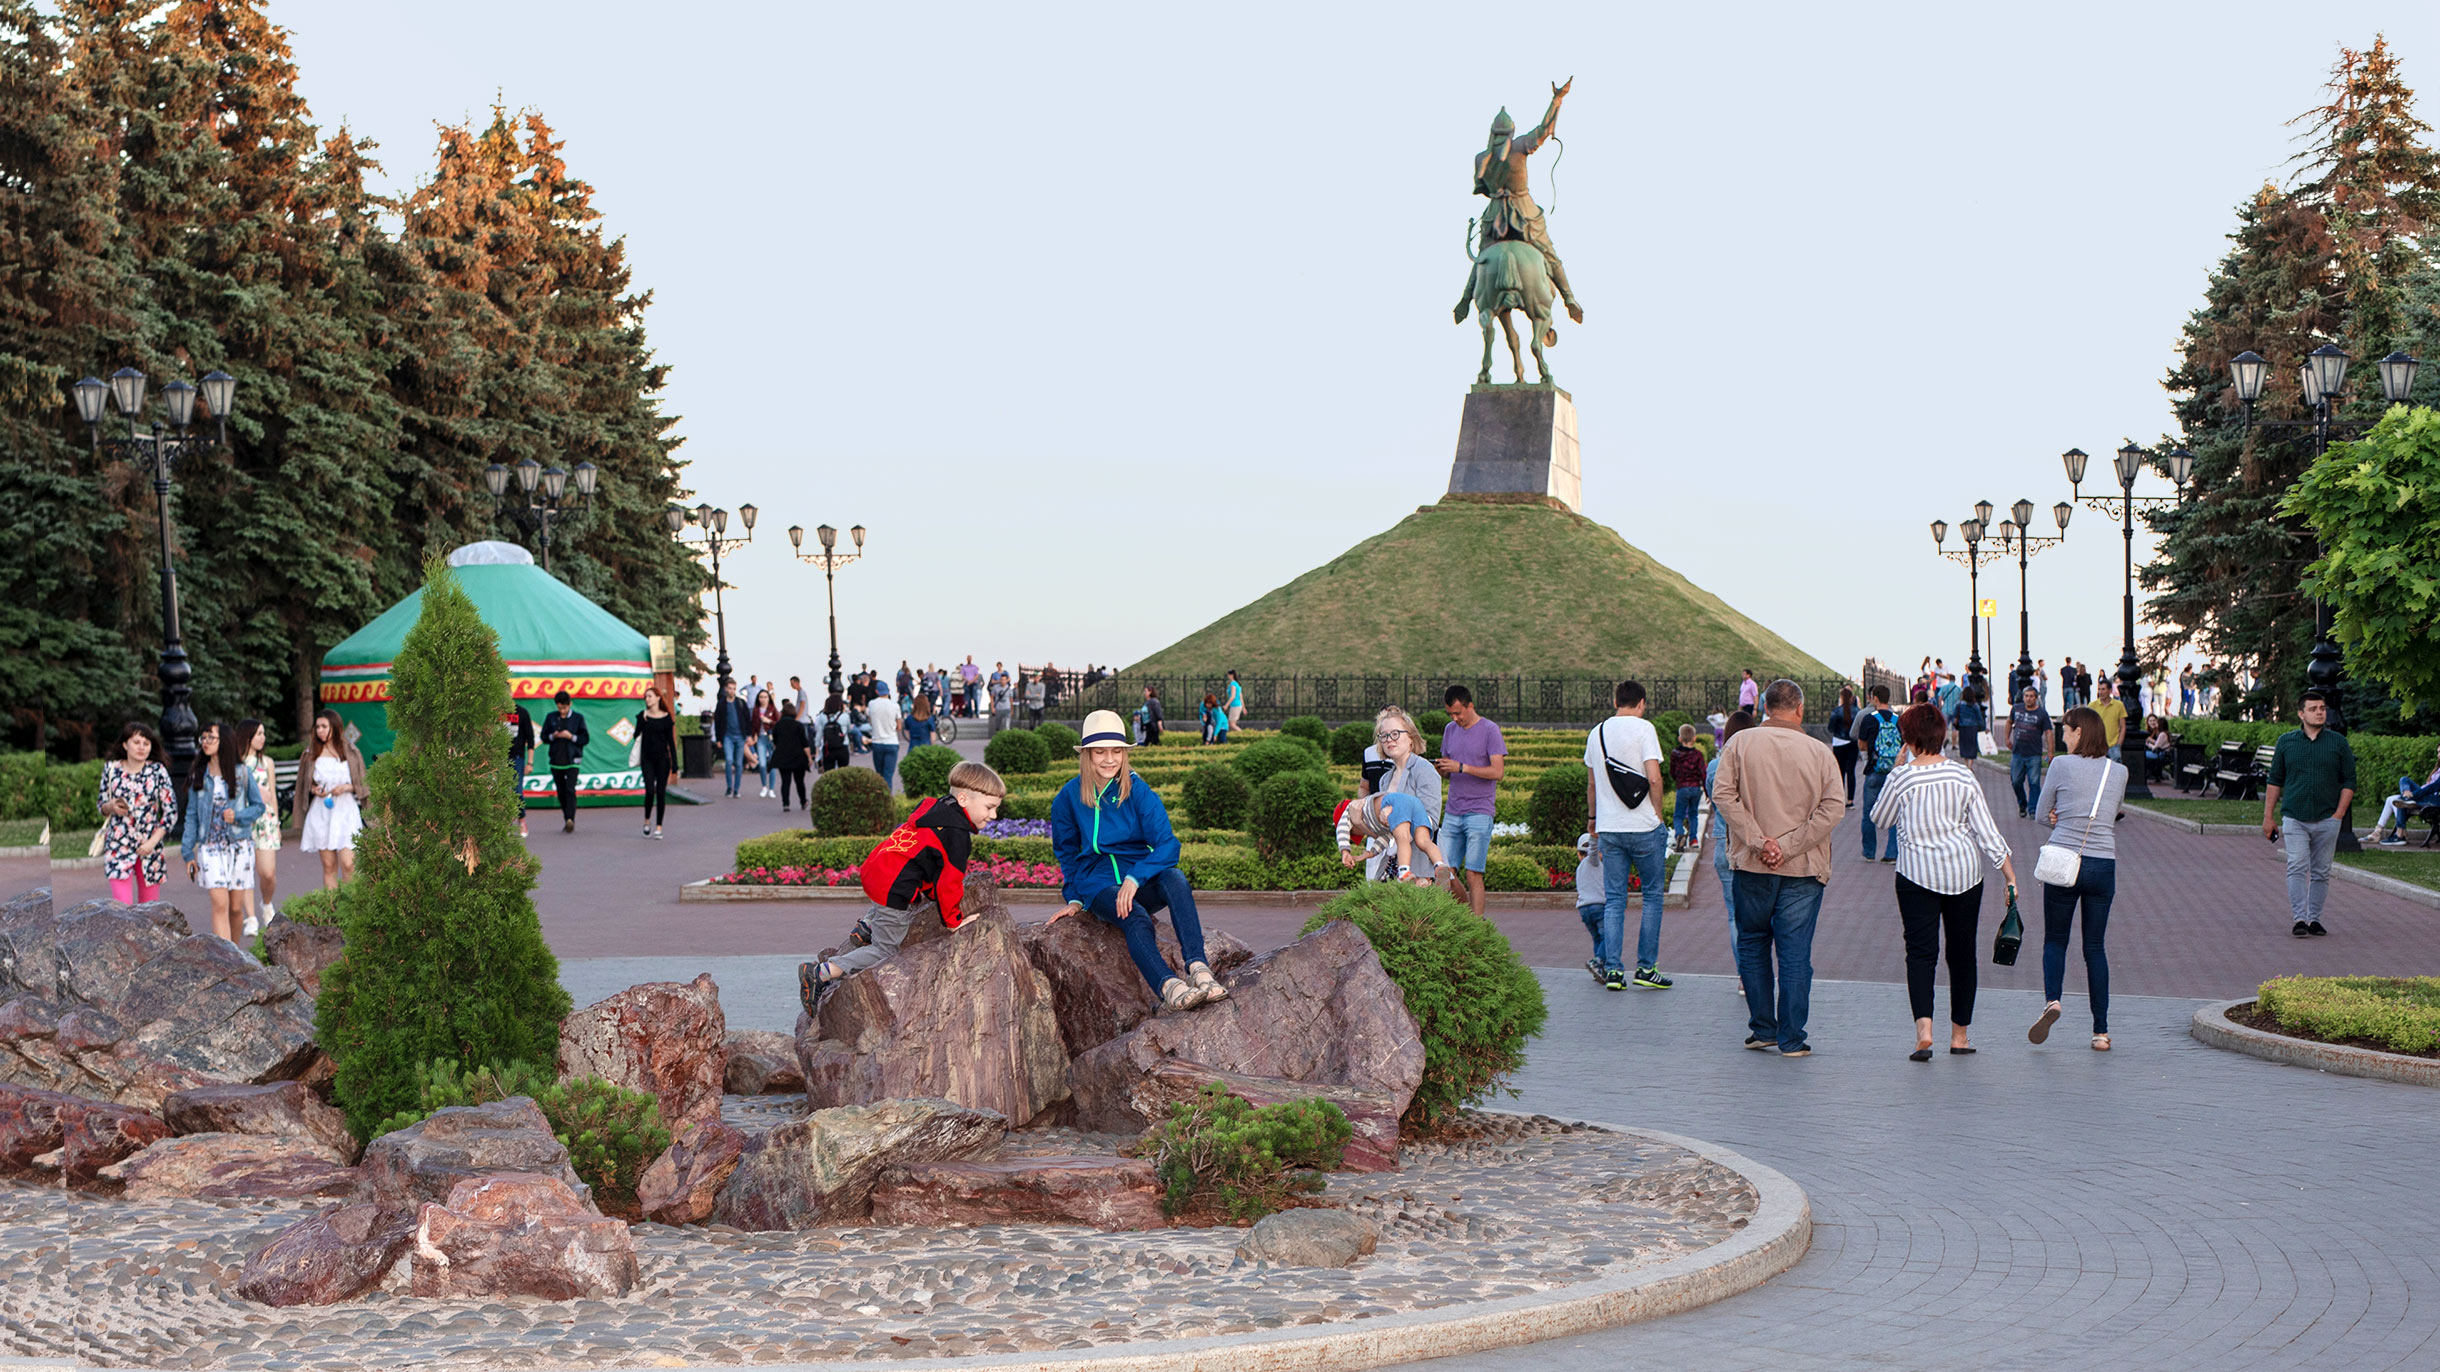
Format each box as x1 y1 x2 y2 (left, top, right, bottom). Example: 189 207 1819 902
1018 671 1858 730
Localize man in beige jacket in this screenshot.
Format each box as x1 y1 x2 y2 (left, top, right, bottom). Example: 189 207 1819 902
1710 679 1847 1056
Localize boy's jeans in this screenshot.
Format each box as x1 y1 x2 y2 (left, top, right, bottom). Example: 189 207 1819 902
2282 816 2339 924
1858 769 1895 859
2009 753 2045 816
1671 786 1701 846
1731 871 1825 1052
1597 828 1668 973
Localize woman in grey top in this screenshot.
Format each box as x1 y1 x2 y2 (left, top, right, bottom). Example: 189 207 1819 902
1361 707 1442 882
2028 706 2129 1052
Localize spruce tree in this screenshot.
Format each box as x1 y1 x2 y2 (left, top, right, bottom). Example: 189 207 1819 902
316 557 570 1139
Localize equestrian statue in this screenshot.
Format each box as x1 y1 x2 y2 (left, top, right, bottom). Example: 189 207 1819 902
1455 77 1582 386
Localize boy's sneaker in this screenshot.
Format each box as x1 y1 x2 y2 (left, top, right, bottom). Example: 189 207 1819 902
1779 1046 1812 1058
1603 968 1627 992
1585 957 1604 982
1632 967 1673 989
797 962 830 1019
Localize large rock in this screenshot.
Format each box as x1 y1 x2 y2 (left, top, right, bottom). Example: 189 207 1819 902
359 1097 586 1214
235 1202 416 1307
796 912 1068 1126
1019 915 1255 1058
1120 1060 1401 1172
410 1172 638 1299
0 895 319 1106
1235 1208 1379 1268
164 1080 357 1164
635 1119 746 1225
1069 920 1423 1135
102 1133 363 1201
557 973 726 1133
871 1154 1166 1232
723 1029 804 1094
711 1098 1003 1231
52 1095 173 1182
261 917 345 998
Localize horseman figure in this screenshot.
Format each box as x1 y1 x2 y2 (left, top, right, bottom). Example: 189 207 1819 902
1453 78 1580 385
1469 78 1581 325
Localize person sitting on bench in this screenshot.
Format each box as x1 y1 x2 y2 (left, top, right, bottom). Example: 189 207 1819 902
2370 743 2440 847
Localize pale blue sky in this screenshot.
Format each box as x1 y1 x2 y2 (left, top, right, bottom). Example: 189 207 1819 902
282 2 2440 695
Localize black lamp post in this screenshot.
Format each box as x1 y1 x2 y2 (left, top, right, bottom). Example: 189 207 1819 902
484 456 599 572
1931 500 2004 695
72 366 238 807
1992 497 2071 702
2066 443 2193 797
666 502 755 699
787 522 866 699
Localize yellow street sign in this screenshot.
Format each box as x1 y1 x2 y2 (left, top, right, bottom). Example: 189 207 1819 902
1978 599 1998 619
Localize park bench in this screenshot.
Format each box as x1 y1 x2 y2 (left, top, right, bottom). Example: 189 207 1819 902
2183 739 2240 795
2210 744 2277 803
273 758 299 823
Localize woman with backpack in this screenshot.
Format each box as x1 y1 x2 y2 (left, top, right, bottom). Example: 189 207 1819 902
1853 686 1904 861
813 694 854 775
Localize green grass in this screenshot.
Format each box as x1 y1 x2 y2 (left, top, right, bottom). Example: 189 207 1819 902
50 828 97 859
0 818 47 848
1126 501 1836 678
2336 848 2440 893
2128 795 2378 827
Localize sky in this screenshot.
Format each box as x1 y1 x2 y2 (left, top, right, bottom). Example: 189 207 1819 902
278 2 2440 700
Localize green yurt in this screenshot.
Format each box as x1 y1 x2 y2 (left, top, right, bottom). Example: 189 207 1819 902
319 542 656 808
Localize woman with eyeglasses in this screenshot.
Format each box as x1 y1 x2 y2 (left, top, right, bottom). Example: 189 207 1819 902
1358 707 1442 884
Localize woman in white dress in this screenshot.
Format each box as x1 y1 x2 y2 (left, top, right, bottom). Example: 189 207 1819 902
236 719 281 934
181 721 266 946
290 708 367 888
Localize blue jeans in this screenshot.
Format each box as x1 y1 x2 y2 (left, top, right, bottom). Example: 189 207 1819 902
1577 902 1602 955
1089 868 1207 994
756 736 776 790
2009 753 2045 816
1671 786 1701 846
1711 827 1738 963
1858 769 1895 860
1598 828 1668 973
1731 871 1824 1052
2041 855 2115 1034
721 736 745 795
1441 811 1494 873
871 744 900 793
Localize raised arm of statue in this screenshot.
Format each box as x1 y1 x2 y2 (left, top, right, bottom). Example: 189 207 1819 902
1513 78 1570 155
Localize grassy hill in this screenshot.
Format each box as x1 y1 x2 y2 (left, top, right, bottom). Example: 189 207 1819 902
1128 500 1836 679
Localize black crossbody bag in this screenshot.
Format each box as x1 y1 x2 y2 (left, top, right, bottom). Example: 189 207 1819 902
1597 721 1653 811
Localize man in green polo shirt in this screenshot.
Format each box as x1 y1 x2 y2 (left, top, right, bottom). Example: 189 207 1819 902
2261 689 2356 938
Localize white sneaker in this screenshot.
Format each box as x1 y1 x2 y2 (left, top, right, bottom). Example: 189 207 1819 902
241 913 261 939
261 902 276 924
643 823 654 837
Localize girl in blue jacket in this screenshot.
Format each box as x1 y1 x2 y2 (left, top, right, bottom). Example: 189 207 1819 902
1050 710 1228 1011
181 720 267 949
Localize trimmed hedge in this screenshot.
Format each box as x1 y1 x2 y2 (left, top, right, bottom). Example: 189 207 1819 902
1034 721 1081 754
807 767 895 836
898 744 962 799
735 830 1055 873
1329 722 1373 766
1234 737 1328 789
982 728 1053 775
1181 763 1252 830
1528 761 1590 846
0 753 105 830
1248 769 1343 861
1280 716 1330 748
2256 975 2440 1054
1415 710 1450 759
2171 719 2440 813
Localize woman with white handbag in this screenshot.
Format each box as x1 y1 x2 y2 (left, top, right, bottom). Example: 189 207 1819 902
2027 707 2128 1052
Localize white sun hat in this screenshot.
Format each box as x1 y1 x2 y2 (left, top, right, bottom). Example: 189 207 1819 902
1076 709 1133 750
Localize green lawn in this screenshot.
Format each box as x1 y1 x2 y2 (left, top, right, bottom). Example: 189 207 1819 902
2336 848 2440 893
2129 794 2378 827
0 818 47 848
50 828 97 859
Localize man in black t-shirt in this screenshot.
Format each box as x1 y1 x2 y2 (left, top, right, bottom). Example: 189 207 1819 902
2007 686 2053 819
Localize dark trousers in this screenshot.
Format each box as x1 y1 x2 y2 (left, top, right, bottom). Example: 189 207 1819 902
1088 867 1207 994
1894 873 1982 1025
553 766 579 819
1832 743 1858 803
641 765 668 825
2042 856 2115 1034
778 767 808 809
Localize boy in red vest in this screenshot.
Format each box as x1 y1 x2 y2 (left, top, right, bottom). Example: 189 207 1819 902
799 760 1005 1016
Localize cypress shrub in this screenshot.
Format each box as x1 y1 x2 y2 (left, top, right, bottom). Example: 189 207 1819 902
316 558 571 1141
807 766 895 835
1528 760 1590 846
1181 762 1253 829
1034 721 1081 754
1130 1083 1349 1220
1415 709 1450 759
1235 736 1328 788
1304 882 1548 1130
982 727 1052 775
1280 715 1330 748
1329 721 1373 766
898 743 962 798
1248 769 1341 861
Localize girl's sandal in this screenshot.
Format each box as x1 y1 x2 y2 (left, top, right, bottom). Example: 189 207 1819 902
2091 1033 2112 1052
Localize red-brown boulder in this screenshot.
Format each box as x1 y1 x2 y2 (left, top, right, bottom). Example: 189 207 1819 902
410 1172 638 1299
164 1079 357 1163
359 1097 586 1213
101 1133 364 1201
871 1154 1166 1231
235 1202 416 1307
557 973 727 1133
635 1118 746 1225
711 1097 1004 1230
261 917 345 998
723 1029 804 1094
1018 915 1254 1059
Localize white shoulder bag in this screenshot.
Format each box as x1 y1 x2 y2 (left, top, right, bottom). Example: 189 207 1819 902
2033 761 2113 887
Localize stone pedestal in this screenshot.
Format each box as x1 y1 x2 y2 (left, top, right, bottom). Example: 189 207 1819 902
1445 384 1581 512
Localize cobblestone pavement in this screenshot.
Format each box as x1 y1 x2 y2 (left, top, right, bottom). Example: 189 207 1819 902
0 1116 1747 1369
1392 972 2440 1372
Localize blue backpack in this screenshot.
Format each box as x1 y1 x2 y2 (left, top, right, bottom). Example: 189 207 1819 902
1867 709 1902 774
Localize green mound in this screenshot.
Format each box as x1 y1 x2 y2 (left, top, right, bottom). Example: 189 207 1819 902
1130 501 1835 678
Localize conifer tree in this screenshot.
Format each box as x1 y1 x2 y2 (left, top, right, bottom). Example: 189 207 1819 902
316 557 570 1139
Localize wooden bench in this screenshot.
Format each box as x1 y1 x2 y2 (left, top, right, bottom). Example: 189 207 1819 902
273 758 299 822
2210 743 2277 802
2183 739 2240 795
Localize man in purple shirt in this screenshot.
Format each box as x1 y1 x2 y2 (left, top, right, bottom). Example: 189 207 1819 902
1435 684 1507 917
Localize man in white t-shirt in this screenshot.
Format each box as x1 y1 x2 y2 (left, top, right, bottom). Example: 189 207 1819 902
864 687 904 794
1584 679 1670 991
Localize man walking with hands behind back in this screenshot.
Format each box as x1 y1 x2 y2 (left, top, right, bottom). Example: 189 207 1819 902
1712 679 1846 1057
2264 689 2355 938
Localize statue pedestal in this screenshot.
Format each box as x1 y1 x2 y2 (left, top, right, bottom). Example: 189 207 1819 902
1444 384 1581 513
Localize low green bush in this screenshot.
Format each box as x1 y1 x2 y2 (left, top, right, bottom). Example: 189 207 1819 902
1415 710 1450 759
1181 763 1253 829
898 744 963 798
1280 716 1330 748
1034 721 1081 754
1651 711 1693 749
1483 852 1559 891
1181 845 1267 891
279 887 348 927
733 830 1054 873
807 767 895 836
1272 851 1361 890
373 1058 671 1214
1234 736 1328 789
1329 722 1373 766
2256 975 2440 1054
0 753 104 829
1129 1082 1349 1220
1305 882 1547 1131
1528 761 1590 846
1249 769 1343 861
982 728 1053 775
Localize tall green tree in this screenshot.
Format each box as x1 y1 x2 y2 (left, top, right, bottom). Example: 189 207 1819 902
2285 405 2440 716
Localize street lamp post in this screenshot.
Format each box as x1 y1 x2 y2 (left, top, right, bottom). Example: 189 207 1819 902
787 523 866 699
1992 497 2072 702
72 367 238 807
1931 499 2003 694
2066 444 2193 798
665 502 756 699
484 457 600 572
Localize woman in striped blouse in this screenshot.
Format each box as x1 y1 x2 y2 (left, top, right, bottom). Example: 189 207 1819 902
1869 703 2018 1061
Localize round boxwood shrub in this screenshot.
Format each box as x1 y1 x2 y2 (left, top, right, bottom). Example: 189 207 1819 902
1248 769 1342 861
1415 709 1450 759
1304 881 1548 1131
1528 760 1590 846
982 727 1052 775
808 766 895 835
1181 762 1253 829
1034 721 1081 754
897 744 962 798
1651 710 1693 746
1280 715 1330 748
1328 721 1373 766
1235 736 1329 789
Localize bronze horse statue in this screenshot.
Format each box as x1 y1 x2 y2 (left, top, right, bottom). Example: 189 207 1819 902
1454 237 1556 386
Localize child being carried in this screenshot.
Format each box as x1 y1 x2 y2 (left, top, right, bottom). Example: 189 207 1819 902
1335 793 1455 890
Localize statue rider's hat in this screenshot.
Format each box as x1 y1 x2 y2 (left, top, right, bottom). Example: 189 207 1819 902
1489 107 1515 139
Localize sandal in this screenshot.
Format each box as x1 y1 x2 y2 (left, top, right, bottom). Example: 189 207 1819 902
2029 1002 2061 1045
2092 1033 2111 1052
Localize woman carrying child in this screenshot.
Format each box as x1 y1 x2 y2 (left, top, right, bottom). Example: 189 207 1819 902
1050 710 1228 1011
1358 707 1442 883
1334 793 1454 888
